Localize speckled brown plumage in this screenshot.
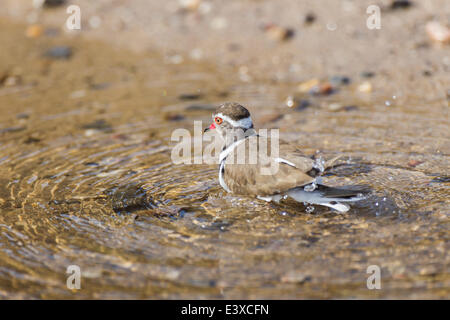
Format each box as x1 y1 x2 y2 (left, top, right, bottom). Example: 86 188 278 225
222 136 335 196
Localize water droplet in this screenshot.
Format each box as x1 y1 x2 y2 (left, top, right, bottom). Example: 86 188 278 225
306 206 315 213
304 182 317 192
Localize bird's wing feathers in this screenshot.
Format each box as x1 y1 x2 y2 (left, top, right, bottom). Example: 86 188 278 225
223 136 316 196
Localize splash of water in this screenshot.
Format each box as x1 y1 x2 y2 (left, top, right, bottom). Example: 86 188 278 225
313 156 325 173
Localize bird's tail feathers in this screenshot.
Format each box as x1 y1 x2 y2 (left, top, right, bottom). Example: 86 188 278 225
286 184 370 213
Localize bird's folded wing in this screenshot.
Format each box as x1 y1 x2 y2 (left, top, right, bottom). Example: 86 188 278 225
223 137 315 196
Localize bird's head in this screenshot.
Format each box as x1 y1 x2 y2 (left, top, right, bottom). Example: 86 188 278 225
204 102 254 141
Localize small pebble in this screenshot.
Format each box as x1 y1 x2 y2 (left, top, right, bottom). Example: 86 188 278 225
426 21 450 44
3 75 21 87
25 25 43 38
281 272 312 284
315 82 334 95
44 28 60 37
16 113 30 119
90 83 111 90
23 134 41 144
70 90 86 99
419 266 438 276
167 54 183 64
185 104 215 111
81 119 112 132
298 79 334 96
0 126 26 134
211 17 228 30
326 22 337 31
178 0 201 11
190 48 203 60
295 100 311 111
285 96 311 111
258 114 284 124
328 103 357 112
407 159 423 167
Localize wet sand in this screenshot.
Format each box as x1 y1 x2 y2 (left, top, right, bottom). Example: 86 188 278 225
0 1 449 299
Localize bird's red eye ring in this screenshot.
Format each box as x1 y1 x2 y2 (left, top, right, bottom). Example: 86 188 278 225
214 117 223 125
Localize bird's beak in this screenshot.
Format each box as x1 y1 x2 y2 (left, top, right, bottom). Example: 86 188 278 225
204 123 216 132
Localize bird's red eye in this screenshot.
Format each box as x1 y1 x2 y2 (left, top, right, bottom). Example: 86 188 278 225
214 117 223 125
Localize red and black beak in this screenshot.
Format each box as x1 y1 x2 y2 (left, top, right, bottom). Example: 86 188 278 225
204 123 216 132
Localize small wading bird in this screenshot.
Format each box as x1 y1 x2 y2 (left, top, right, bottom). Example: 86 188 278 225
204 102 369 212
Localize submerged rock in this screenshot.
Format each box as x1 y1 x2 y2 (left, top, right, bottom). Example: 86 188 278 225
178 93 203 101
426 21 450 44
25 25 43 38
108 184 156 213
264 24 295 41
285 96 311 111
304 12 316 25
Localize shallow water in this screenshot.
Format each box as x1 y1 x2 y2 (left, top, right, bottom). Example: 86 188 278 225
0 19 448 299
